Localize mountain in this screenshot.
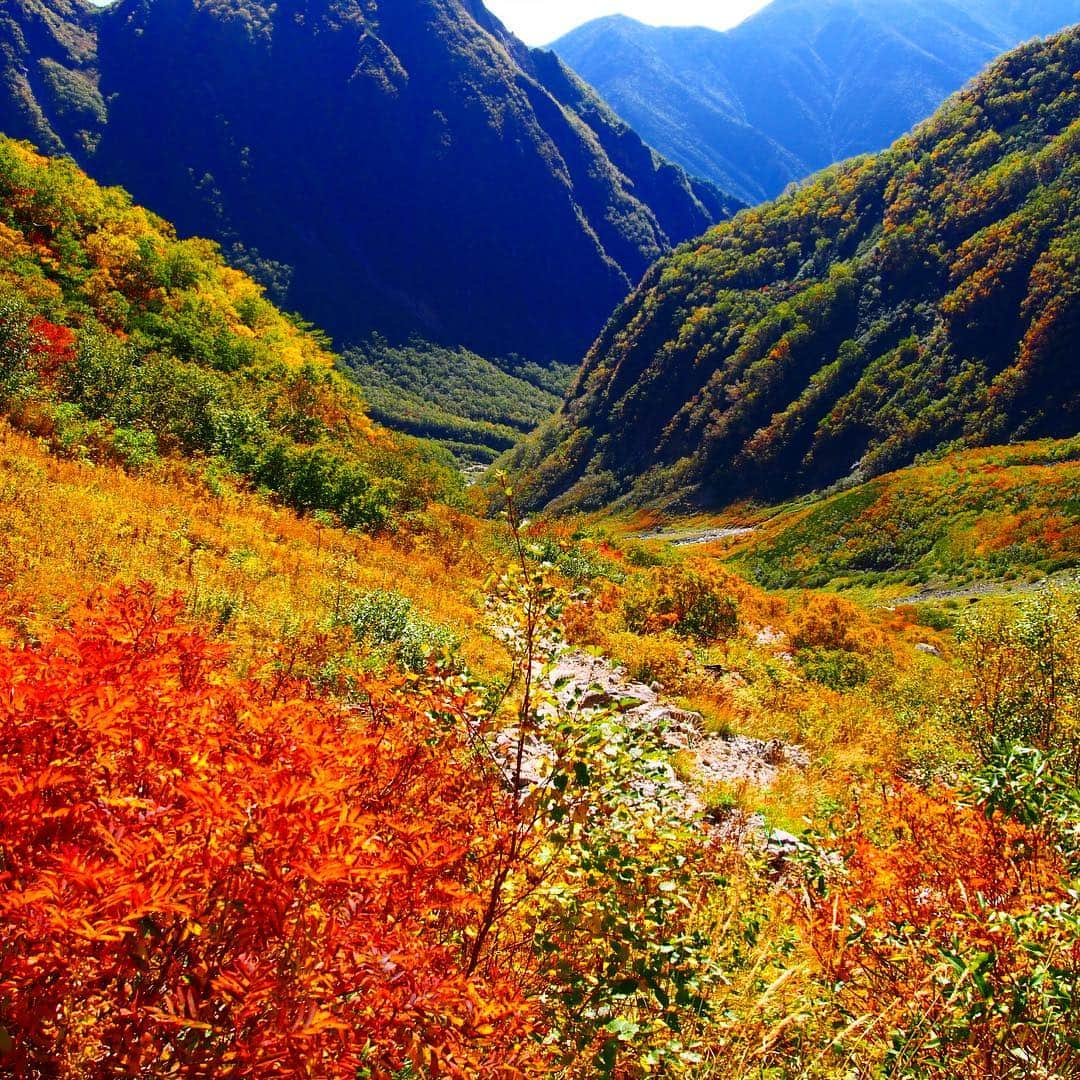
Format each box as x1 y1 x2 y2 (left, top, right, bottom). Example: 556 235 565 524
553 0 1080 205
0 0 101 157
341 338 575 465
504 29 1080 513
0 0 737 370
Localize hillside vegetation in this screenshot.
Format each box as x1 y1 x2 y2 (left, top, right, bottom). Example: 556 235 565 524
0 19 1078 1080
554 0 1079 203
342 338 574 466
727 438 1080 591
3 394 1079 1073
0 134 461 528
638 438 1080 593
0 0 101 158
506 29 1080 513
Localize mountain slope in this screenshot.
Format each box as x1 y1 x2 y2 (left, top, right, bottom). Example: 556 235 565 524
504 29 1080 512
726 438 1080 590
0 0 102 157
0 0 736 368
0 132 459 527
341 338 574 465
553 0 1080 204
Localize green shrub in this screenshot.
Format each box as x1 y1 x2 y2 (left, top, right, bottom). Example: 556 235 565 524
110 426 158 471
796 647 871 691
535 536 626 584
340 590 459 673
908 603 954 631
954 589 1080 779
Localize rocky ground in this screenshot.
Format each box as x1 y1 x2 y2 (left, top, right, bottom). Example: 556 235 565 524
490 642 809 857
890 568 1080 606
636 526 757 547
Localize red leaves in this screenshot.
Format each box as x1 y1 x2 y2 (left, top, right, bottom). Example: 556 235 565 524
797 783 1070 1026
27 316 76 385
0 584 540 1076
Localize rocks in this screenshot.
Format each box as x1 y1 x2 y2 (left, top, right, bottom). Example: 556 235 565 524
545 648 812 794
915 642 942 657
669 527 756 547
765 829 806 876
754 625 786 647
548 653 653 711
490 728 554 790
636 526 757 547
708 809 768 847
766 829 802 854
763 739 787 766
695 733 808 789
486 639 812 847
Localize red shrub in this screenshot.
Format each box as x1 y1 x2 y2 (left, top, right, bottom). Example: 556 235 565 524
0 585 539 1077
27 316 76 384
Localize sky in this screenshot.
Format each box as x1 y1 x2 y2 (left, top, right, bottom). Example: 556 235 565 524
483 0 772 46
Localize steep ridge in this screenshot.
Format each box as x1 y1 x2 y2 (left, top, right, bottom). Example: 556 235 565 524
0 0 737 367
505 29 1080 512
0 0 101 157
554 0 1080 204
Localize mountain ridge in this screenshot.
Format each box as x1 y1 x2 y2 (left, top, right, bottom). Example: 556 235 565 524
0 0 738 368
553 0 1080 204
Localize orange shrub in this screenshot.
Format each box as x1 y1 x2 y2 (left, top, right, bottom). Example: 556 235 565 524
622 563 740 643
0 585 540 1077
796 782 1077 1075
791 592 878 652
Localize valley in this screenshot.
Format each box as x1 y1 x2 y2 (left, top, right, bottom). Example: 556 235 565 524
0 1 1077 1076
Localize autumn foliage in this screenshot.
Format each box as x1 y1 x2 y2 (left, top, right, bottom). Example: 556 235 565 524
504 29 1080 514
0 585 539 1077
796 778 1080 1075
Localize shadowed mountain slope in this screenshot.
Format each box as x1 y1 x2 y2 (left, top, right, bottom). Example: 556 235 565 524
1 0 738 366
554 0 1080 204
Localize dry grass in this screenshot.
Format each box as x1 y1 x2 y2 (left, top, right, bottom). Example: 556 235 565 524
0 423 509 676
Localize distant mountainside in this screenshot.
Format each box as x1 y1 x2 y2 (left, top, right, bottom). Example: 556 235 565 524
724 438 1080 590
0 0 101 158
0 0 737 369
553 0 1080 204
504 29 1080 513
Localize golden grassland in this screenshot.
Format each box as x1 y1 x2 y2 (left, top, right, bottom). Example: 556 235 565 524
611 438 1080 596
0 423 507 676
3 420 1077 1075
0 413 958 796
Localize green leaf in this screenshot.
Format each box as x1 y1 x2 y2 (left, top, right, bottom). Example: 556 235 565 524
605 1017 641 1040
